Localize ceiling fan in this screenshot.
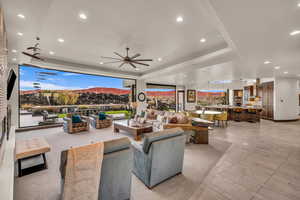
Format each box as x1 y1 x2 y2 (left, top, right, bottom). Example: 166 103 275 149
101 47 153 68
22 37 44 61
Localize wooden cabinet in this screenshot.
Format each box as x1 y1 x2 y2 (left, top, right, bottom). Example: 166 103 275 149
260 82 274 120
233 90 243 106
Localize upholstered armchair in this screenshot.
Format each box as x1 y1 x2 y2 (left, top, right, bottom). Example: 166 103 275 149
63 114 89 134
131 128 185 188
60 137 133 200
90 114 112 129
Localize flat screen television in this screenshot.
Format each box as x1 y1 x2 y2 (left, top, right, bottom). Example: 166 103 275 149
7 69 16 100
0 117 6 148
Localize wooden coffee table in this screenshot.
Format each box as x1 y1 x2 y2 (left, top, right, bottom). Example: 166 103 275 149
114 121 153 141
16 137 51 177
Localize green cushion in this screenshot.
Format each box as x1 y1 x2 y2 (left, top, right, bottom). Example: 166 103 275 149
99 112 106 120
140 111 146 118
72 115 82 123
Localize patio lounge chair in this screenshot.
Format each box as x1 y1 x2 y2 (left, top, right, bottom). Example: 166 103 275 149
63 114 89 134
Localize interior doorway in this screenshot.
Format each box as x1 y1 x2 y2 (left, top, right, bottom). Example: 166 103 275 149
177 90 185 112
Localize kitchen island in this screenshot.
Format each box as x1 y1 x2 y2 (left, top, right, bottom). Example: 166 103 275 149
196 105 263 122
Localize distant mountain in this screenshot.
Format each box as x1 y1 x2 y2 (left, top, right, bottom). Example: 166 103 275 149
20 87 131 95
74 87 131 95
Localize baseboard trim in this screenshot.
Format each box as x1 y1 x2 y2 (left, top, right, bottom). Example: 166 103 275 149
273 119 299 122
16 124 63 132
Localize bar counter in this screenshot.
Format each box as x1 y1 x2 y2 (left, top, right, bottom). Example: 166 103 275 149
196 105 263 122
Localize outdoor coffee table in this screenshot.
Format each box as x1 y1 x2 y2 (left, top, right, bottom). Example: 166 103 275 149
114 120 153 141
16 137 51 177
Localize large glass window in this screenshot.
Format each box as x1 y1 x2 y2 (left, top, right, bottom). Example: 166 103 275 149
197 90 226 106
146 84 176 111
19 65 136 127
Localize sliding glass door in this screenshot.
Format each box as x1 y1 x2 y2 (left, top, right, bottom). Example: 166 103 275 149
19 64 136 128
145 84 176 111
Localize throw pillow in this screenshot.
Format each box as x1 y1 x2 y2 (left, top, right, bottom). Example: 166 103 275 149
169 116 178 124
140 111 146 118
72 115 82 123
98 112 106 120
176 114 189 124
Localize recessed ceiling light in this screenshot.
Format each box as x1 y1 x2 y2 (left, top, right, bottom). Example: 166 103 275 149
12 58 17 61
298 3 300 7
290 30 300 36
99 62 104 65
200 38 206 43
284 71 288 74
12 49 17 53
135 68 140 71
264 60 271 64
176 16 183 23
274 66 280 70
17 14 25 19
49 51 55 55
17 32 23 36
158 57 162 62
57 38 64 43
79 13 87 20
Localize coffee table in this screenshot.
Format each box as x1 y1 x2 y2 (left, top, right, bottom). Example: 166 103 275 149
113 120 153 141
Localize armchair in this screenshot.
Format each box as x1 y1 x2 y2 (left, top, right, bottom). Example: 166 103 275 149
63 114 89 134
132 128 185 188
60 137 132 200
90 114 112 129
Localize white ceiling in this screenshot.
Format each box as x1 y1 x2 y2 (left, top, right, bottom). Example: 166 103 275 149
144 0 300 88
2 0 300 88
2 0 226 75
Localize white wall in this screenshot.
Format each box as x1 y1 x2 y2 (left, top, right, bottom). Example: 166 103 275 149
274 77 299 121
229 89 234 106
185 88 197 111
297 80 300 114
136 79 147 114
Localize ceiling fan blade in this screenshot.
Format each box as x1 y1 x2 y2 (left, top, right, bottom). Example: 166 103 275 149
118 62 126 68
131 61 150 66
22 51 43 60
132 59 153 62
101 56 122 61
27 47 40 50
103 61 123 64
129 62 137 68
32 55 44 60
114 52 124 58
130 53 141 59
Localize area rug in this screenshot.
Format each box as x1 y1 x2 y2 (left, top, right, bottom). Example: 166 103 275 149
14 127 231 200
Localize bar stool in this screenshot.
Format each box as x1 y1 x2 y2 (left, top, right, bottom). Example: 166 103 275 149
247 108 257 123
233 108 243 122
214 112 228 127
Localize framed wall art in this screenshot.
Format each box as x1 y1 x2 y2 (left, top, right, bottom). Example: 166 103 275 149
187 90 196 103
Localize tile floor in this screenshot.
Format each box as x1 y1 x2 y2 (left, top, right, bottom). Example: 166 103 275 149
14 119 300 200
193 119 300 200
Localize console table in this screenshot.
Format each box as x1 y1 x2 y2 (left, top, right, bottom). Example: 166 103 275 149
16 137 51 177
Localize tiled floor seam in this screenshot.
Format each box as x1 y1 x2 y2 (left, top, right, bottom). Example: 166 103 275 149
251 150 291 200
187 142 234 200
